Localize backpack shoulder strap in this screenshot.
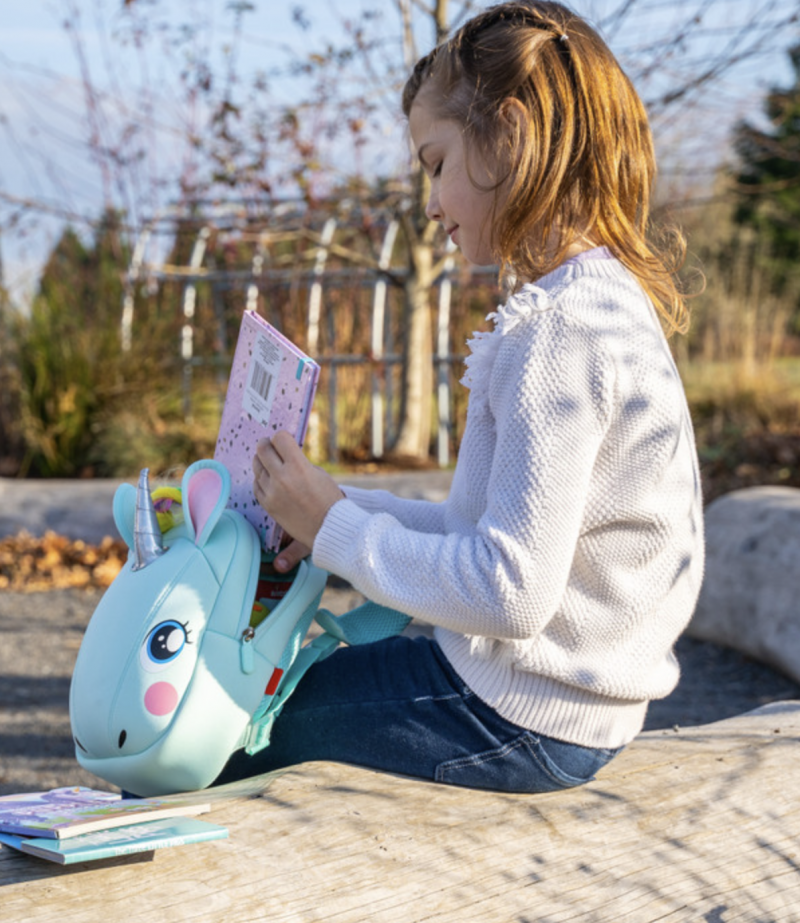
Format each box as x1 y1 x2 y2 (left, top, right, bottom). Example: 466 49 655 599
243 602 411 755
314 601 411 646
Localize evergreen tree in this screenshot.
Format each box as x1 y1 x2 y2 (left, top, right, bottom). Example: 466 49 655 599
0 274 23 473
15 212 128 475
733 44 800 318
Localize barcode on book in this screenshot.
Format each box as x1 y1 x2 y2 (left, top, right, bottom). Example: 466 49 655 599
250 361 274 402
242 331 282 426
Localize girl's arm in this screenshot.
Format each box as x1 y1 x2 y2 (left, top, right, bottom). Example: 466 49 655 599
340 485 447 535
253 439 447 573
311 314 614 639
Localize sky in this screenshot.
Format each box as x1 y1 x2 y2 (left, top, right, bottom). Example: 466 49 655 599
0 1 365 301
0 0 797 305
1 0 395 301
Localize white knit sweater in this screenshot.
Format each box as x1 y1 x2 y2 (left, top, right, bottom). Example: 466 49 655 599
312 253 705 749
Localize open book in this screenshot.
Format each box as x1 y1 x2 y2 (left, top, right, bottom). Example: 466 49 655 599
214 311 320 551
0 787 210 840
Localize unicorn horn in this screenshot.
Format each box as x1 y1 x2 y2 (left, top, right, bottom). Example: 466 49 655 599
132 468 166 571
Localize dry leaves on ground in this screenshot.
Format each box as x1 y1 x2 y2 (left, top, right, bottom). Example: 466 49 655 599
0 531 126 592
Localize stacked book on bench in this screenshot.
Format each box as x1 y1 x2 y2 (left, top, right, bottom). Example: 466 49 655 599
0 786 227 865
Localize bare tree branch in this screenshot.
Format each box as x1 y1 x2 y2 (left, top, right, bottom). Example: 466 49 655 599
399 0 419 70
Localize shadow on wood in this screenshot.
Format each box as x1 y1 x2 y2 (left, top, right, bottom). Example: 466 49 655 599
2 702 798 922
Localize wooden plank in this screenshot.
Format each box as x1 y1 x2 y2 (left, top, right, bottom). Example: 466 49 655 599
2 701 799 922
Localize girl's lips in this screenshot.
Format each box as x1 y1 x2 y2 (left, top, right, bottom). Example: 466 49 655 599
447 225 459 243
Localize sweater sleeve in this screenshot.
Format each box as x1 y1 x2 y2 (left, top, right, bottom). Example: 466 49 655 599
340 485 447 535
313 310 614 639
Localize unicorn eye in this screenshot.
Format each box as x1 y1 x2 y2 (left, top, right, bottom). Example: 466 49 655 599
140 620 191 672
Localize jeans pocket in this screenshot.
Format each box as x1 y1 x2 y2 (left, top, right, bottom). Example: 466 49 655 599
534 735 624 788
435 734 536 792
527 734 593 789
435 732 622 794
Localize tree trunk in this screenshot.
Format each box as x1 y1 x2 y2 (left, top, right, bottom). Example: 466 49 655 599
389 0 450 463
392 238 434 460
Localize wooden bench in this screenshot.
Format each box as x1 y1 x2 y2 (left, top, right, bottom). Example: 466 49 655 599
2 701 798 921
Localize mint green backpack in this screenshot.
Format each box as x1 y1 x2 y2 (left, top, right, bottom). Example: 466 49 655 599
69 459 409 797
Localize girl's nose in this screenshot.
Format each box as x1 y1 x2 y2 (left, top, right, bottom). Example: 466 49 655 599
425 186 441 222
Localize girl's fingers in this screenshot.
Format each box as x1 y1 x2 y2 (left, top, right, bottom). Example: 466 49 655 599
274 539 312 572
270 431 303 464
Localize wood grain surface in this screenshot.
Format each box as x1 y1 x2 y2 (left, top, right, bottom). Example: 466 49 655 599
2 701 798 922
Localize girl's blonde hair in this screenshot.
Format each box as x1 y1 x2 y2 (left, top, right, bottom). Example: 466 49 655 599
402 1 689 335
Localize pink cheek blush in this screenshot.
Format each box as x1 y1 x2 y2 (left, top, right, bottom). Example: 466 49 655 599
144 682 179 716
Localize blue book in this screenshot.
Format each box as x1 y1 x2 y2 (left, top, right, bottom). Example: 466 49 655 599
0 816 228 865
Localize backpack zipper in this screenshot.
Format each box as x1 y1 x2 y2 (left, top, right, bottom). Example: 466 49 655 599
240 627 256 674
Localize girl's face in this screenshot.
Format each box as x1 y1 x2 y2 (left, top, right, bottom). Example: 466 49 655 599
409 90 503 266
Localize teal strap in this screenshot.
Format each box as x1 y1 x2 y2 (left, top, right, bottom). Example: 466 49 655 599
245 633 339 755
314 601 411 645
244 602 411 755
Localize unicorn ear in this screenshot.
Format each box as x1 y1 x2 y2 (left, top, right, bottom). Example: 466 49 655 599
181 460 231 547
112 483 137 549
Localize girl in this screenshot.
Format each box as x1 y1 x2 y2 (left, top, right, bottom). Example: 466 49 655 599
215 0 705 794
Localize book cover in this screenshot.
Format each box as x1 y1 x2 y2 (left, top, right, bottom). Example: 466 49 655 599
0 786 211 840
0 816 228 865
214 311 320 551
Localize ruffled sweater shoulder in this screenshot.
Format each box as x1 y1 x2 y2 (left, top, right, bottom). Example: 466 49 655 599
460 283 552 393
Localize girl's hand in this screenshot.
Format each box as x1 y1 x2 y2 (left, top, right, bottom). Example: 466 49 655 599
253 431 345 550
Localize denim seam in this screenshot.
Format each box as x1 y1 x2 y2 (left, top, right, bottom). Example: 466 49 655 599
412 692 462 704
275 691 464 716
435 732 591 789
435 733 531 783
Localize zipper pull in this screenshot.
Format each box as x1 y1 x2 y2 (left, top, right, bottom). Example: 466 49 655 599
240 627 256 674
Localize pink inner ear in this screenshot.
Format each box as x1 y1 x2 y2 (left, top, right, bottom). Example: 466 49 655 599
186 468 223 544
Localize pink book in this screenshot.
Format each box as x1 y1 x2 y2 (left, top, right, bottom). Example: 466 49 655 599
0 787 210 839
214 311 320 551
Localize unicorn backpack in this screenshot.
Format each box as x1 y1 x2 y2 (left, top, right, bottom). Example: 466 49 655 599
69 459 409 797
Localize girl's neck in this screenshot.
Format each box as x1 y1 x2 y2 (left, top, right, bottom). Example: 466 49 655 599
513 237 602 287
562 235 599 261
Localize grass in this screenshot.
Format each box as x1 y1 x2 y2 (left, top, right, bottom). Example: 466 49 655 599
678 356 800 503
681 357 800 434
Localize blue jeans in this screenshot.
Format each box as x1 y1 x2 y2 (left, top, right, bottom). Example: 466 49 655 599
214 636 622 794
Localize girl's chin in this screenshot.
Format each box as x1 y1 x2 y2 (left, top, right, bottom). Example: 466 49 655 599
460 247 496 268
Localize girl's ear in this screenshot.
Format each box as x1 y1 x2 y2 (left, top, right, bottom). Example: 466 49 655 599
498 97 527 158
499 97 527 129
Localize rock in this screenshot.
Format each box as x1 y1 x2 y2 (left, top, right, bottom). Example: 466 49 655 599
688 486 800 683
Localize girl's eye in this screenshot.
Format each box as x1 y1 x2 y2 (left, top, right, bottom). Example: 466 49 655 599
140 620 191 671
